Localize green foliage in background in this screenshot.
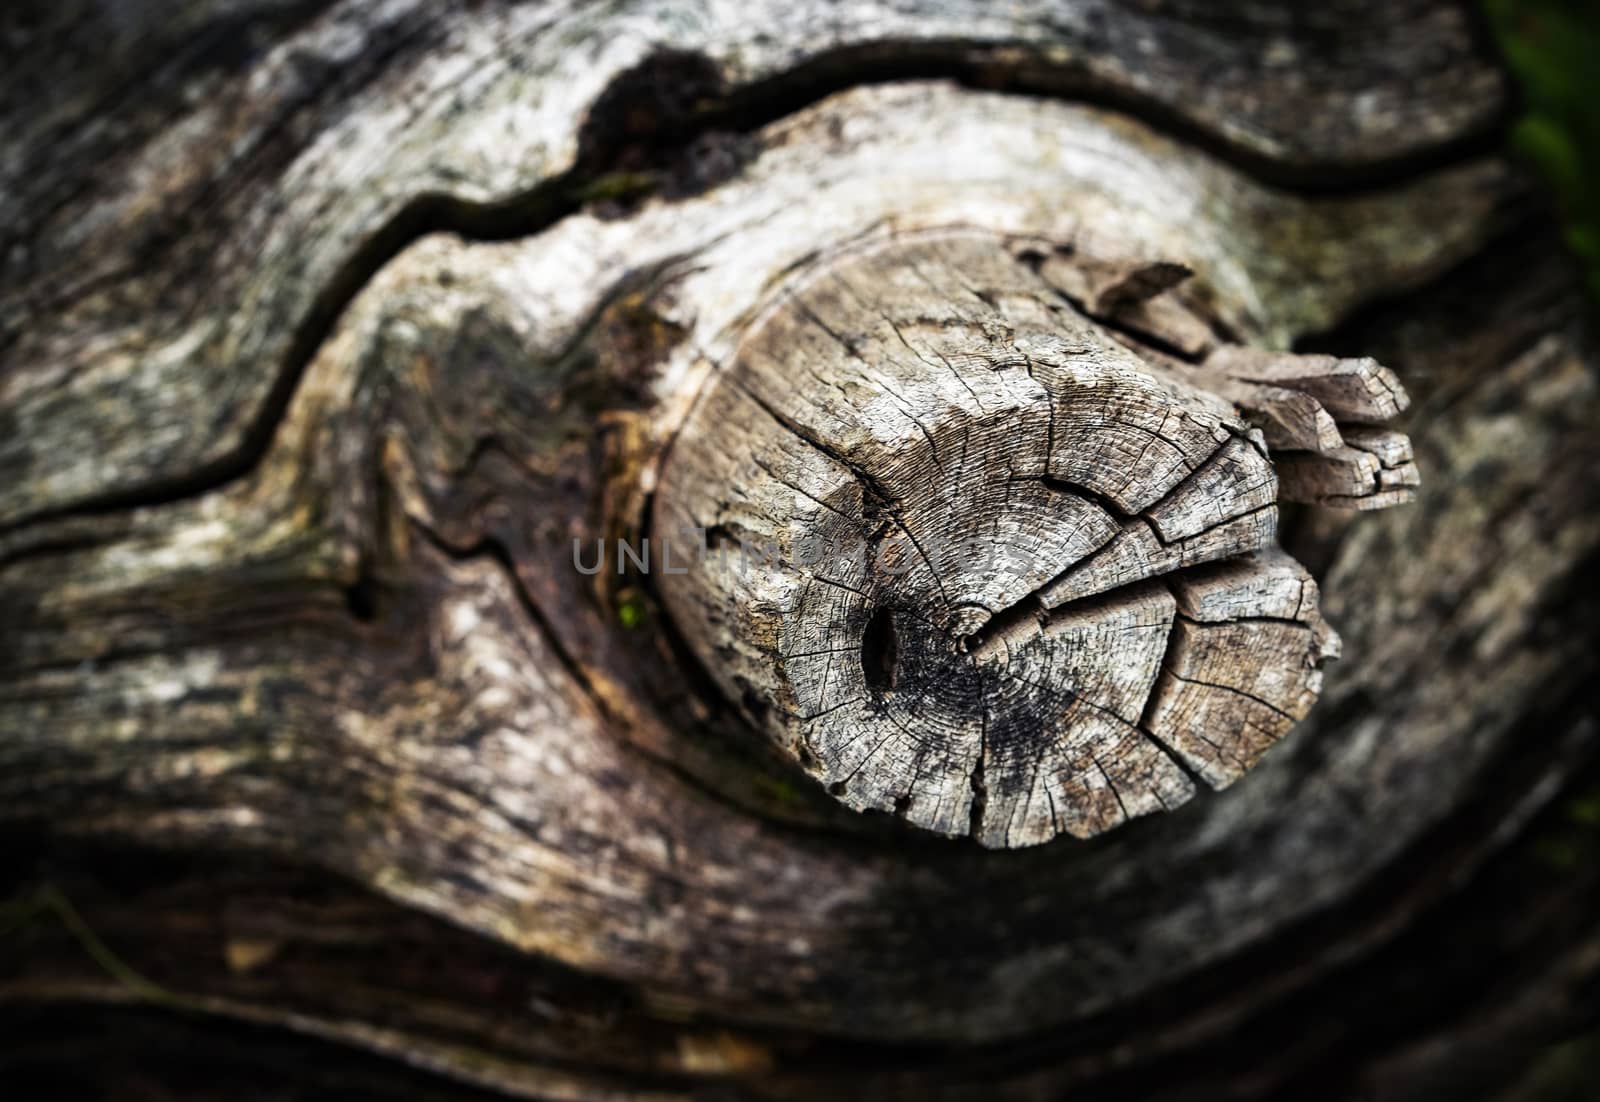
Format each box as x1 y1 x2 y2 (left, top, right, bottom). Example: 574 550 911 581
1484 0 1600 300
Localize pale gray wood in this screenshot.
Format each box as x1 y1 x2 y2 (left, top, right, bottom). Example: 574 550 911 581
1204 346 1411 421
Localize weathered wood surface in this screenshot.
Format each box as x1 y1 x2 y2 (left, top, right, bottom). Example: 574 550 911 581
655 231 1349 845
2 2 1597 1099
0 0 1506 530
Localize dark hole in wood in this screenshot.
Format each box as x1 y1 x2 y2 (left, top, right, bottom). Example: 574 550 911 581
702 524 739 551
740 687 770 724
344 563 380 623
861 605 899 691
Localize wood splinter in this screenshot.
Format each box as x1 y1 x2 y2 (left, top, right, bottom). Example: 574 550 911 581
1031 243 1421 510
1195 343 1420 508
654 231 1408 846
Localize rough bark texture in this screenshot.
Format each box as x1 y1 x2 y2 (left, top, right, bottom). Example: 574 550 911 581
2 2 1597 1100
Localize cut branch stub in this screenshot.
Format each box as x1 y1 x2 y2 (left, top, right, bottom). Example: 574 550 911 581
653 232 1343 846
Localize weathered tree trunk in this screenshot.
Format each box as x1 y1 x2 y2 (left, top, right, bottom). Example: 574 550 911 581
2 2 1597 1099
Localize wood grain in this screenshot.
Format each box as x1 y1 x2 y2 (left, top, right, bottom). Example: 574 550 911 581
1 3 1595 1098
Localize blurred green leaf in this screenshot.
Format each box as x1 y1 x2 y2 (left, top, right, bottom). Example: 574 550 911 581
1484 0 1600 301
617 593 647 630
1512 114 1583 201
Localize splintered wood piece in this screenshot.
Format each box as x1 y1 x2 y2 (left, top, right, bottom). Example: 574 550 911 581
1144 550 1339 788
1089 260 1193 314
1184 344 1419 509
1034 251 1218 357
655 231 1338 846
1343 424 1422 475
1275 429 1420 508
1198 376 1347 454
1204 346 1410 421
